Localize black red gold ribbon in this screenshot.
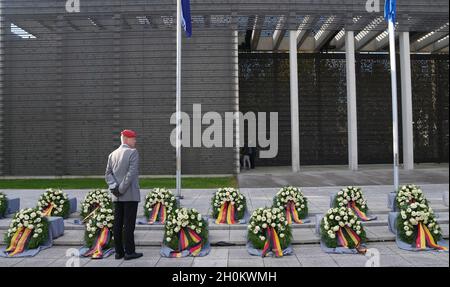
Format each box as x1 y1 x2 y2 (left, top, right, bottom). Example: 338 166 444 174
148 202 167 224
336 226 367 254
416 222 448 251
261 227 283 257
83 227 111 259
215 202 237 225
347 201 370 221
170 228 203 257
6 227 33 256
286 201 303 224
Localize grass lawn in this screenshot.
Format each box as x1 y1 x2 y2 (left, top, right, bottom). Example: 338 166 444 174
0 177 238 189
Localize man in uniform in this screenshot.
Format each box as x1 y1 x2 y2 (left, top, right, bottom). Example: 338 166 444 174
105 129 143 260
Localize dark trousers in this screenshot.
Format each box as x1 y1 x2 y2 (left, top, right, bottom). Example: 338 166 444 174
113 201 138 255
249 153 256 169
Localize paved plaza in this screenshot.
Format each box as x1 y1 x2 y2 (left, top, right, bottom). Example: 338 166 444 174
0 180 448 267
238 164 450 188
0 242 448 267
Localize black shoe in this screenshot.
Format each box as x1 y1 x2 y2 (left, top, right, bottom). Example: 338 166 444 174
115 253 124 260
124 252 143 261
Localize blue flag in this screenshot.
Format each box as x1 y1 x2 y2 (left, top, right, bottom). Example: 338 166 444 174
384 0 397 23
181 0 192 37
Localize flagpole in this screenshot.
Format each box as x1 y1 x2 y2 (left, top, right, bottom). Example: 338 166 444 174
176 0 183 199
387 19 400 192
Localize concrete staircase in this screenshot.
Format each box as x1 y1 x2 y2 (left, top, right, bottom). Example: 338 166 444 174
0 186 448 247
0 210 448 247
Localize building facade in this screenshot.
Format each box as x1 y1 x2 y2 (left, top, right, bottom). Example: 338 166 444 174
0 0 448 176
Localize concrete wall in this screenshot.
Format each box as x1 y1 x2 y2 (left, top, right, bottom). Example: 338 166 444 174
1 21 238 176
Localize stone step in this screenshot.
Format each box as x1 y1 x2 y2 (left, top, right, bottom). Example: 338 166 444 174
67 205 450 217
0 212 448 232
0 223 448 247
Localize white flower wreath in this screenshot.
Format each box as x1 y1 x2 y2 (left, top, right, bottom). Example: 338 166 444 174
5 208 49 251
273 186 308 222
320 207 366 249
144 188 178 223
211 188 247 222
37 188 70 218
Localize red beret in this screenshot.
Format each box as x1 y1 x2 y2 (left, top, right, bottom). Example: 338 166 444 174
121 129 137 138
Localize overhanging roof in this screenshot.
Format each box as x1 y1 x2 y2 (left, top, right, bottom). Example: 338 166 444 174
1 0 449 53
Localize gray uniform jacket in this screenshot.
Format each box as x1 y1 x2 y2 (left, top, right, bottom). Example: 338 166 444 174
105 144 141 202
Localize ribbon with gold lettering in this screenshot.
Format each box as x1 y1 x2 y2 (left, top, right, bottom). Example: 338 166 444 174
41 203 54 217
82 205 100 223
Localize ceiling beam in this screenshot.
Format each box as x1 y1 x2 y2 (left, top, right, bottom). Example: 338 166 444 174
87 17 106 30
355 30 383 51
251 15 264 51
313 16 340 52
332 29 345 50
351 16 386 51
411 23 449 51
360 30 399 51
421 34 449 53
66 19 81 31
315 29 339 51
10 20 43 37
272 16 287 51
36 20 55 32
296 15 316 50
332 16 365 51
